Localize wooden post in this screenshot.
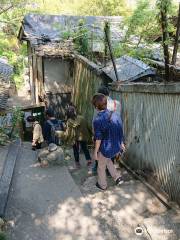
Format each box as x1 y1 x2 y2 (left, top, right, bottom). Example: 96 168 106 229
91 25 94 61
104 21 119 81
104 25 108 67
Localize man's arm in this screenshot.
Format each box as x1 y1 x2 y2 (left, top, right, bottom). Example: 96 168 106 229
93 118 102 160
94 140 101 160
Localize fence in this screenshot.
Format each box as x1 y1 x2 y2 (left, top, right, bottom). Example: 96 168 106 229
72 55 180 205
110 82 180 205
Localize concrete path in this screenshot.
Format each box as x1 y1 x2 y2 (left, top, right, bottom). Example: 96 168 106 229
66 148 180 240
5 143 180 240
5 143 105 240
7 85 32 108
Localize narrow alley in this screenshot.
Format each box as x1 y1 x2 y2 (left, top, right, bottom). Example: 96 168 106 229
4 142 180 240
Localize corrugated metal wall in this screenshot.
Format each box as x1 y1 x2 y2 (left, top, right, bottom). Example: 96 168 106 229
73 55 105 127
111 83 180 204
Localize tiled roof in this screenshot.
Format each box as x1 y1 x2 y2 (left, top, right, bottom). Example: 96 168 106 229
0 86 9 110
0 59 13 84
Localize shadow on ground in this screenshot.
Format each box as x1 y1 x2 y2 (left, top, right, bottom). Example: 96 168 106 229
5 142 180 240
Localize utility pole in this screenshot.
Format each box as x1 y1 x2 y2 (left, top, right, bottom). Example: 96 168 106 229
158 0 170 81
104 21 119 81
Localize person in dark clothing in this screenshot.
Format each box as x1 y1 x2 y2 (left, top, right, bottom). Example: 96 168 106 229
43 109 64 145
63 106 92 170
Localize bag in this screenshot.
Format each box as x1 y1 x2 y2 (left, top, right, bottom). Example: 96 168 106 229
47 120 64 145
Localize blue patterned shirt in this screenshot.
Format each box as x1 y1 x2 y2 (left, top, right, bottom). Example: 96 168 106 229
93 109 124 158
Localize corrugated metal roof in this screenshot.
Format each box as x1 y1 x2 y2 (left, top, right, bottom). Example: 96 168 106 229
102 56 156 82
0 59 13 83
0 86 9 110
19 14 123 45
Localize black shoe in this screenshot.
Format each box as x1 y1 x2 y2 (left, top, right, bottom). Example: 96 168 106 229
96 182 107 191
116 177 124 185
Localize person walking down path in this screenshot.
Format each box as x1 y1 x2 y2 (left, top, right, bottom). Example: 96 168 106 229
92 94 124 190
26 116 44 150
92 86 122 174
63 106 92 170
43 109 64 145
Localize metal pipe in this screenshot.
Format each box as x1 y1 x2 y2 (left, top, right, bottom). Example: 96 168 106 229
120 160 174 210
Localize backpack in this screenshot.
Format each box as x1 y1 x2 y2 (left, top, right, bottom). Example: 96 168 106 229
47 120 64 145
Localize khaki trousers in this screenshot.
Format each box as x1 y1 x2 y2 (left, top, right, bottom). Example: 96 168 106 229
97 152 120 189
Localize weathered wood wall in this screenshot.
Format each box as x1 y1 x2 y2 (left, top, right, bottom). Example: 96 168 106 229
73 55 106 126
27 42 35 103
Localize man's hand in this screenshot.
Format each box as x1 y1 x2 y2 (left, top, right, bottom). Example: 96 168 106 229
32 140 36 146
121 142 126 152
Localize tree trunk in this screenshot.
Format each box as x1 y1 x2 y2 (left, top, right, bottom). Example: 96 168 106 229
171 3 180 65
160 7 170 81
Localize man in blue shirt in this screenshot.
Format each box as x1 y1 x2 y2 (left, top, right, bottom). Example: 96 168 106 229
92 94 124 190
92 86 122 174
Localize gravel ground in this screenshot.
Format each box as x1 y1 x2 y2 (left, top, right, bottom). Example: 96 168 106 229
63 147 180 240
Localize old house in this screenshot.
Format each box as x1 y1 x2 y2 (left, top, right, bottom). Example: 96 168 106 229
18 14 123 118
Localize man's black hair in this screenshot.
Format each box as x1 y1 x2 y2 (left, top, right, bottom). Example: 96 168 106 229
66 106 77 120
45 108 54 118
97 86 110 96
26 116 36 122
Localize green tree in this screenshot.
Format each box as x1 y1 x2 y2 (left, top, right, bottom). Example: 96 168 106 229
125 0 160 46
156 0 174 81
77 0 131 16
